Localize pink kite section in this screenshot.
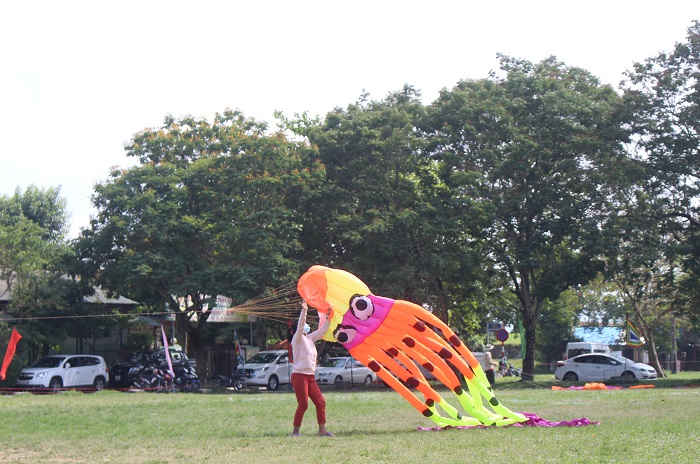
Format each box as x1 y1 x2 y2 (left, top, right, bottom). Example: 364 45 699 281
418 413 599 431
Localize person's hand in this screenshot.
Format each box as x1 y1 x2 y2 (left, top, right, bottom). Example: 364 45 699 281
300 300 308 311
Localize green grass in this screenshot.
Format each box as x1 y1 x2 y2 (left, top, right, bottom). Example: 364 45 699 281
1 375 699 464
493 370 700 390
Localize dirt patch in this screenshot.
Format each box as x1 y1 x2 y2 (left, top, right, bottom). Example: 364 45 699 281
0 449 41 462
0 449 74 463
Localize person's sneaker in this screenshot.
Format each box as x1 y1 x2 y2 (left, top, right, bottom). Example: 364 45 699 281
291 432 302 437
317 432 334 437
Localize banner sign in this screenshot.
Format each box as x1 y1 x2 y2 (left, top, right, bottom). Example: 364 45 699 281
207 295 248 322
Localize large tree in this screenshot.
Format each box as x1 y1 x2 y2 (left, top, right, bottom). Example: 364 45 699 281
0 186 88 360
75 110 325 359
621 20 700 315
423 55 630 379
287 86 487 332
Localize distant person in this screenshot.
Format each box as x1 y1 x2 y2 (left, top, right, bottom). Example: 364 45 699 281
290 300 332 437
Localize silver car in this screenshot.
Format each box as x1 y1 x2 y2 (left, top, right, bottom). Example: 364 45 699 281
315 357 376 385
239 350 291 391
15 355 109 391
555 353 657 382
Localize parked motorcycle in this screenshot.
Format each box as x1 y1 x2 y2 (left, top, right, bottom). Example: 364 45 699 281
504 363 521 377
174 366 201 392
208 370 245 390
498 359 522 377
150 366 174 392
131 367 155 389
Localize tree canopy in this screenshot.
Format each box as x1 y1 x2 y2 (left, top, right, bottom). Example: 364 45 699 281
422 55 631 378
74 110 326 357
0 186 91 359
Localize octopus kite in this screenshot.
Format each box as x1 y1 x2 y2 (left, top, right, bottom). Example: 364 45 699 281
298 265 527 427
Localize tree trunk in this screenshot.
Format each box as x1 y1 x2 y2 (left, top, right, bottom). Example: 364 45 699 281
521 312 537 381
644 331 666 378
434 276 449 324
515 271 539 381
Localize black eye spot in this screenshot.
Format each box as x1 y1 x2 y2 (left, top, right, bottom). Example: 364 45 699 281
333 325 357 345
349 295 374 321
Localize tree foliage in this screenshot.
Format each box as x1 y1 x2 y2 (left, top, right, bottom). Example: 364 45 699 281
622 20 700 310
0 186 88 359
75 110 325 357
286 86 490 332
536 289 582 363
423 55 630 378
611 21 700 372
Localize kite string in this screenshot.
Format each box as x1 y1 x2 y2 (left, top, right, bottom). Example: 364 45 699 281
225 281 323 322
5 281 323 323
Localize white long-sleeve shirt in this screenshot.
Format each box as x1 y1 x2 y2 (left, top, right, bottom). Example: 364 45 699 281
291 308 330 375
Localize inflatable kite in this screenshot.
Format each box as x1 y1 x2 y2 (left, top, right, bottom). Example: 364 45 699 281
297 265 527 427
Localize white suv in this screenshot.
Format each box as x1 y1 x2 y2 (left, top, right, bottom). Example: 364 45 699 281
239 350 291 390
15 355 109 392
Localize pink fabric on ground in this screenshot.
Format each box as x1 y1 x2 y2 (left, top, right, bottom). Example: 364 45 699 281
417 413 599 431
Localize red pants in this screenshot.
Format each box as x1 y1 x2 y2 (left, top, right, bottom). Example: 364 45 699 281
291 373 326 427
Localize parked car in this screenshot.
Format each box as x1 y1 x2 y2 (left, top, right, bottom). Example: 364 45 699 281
109 349 194 388
15 355 109 391
555 353 658 382
238 350 291 390
316 357 376 385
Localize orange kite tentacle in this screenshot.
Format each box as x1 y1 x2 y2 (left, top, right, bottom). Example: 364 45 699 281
349 344 432 415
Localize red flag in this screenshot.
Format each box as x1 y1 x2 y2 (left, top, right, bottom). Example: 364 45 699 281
1 327 22 381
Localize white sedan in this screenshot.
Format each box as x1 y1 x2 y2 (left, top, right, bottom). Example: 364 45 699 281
315 357 376 385
555 353 657 382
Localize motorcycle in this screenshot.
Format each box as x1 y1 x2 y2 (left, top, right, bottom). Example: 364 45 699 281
131 367 154 389
150 366 174 392
498 360 521 377
208 370 245 390
174 366 201 393
504 363 521 377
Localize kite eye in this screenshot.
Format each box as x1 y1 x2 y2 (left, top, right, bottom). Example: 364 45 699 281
349 295 374 321
334 325 357 345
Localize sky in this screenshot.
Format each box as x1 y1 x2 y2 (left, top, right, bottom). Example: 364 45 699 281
1 1 698 239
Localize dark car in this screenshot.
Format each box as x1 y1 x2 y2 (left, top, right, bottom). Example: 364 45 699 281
109 349 195 388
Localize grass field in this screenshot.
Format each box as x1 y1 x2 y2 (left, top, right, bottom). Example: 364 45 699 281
1 373 699 464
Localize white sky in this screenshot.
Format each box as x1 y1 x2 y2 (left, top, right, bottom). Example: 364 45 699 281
1 1 697 239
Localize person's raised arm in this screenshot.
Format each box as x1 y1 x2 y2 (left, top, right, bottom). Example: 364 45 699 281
309 309 332 342
292 301 308 344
